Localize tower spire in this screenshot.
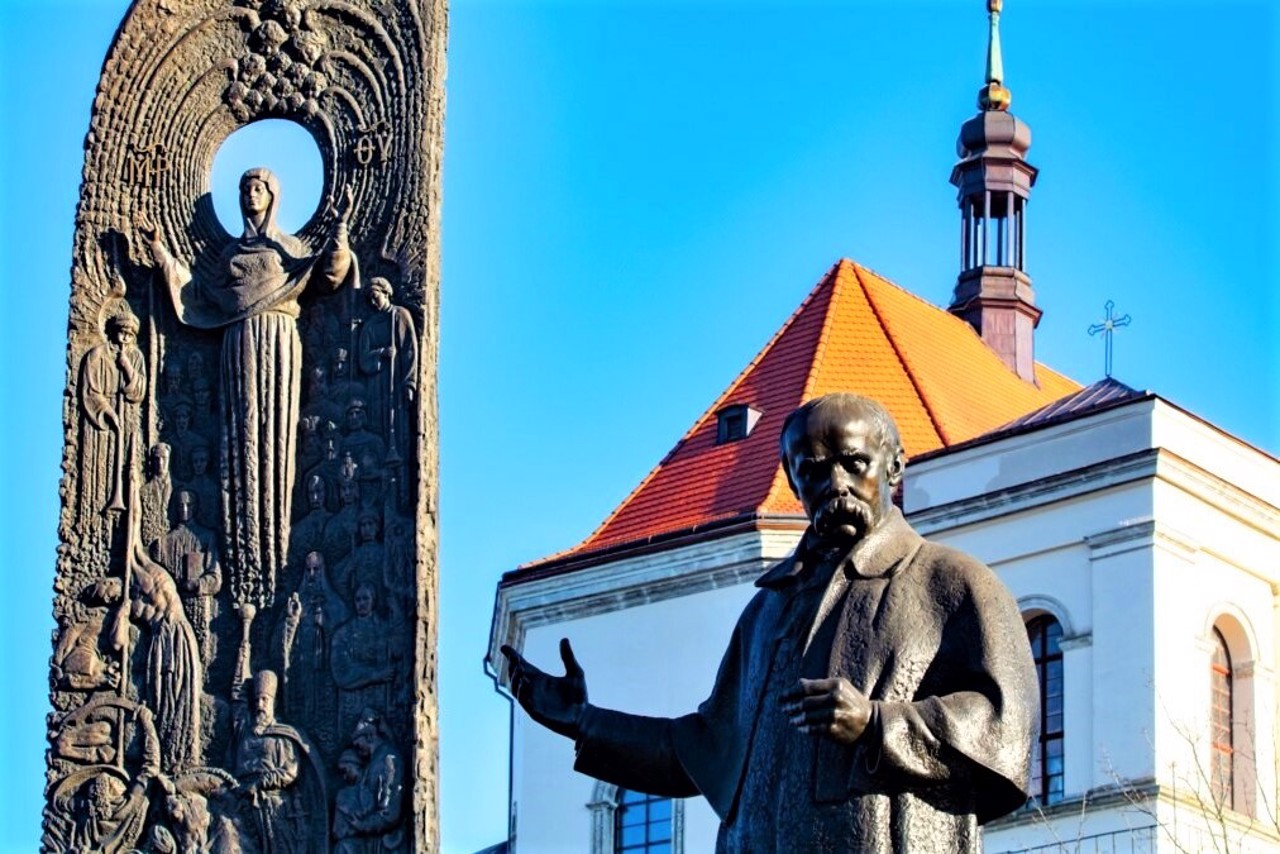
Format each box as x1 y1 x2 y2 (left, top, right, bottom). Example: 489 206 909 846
980 0 1011 111
948 0 1041 383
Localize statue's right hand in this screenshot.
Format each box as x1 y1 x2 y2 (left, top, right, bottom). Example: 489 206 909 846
500 638 588 740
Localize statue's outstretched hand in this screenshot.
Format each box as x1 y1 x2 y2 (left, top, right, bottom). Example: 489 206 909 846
500 637 588 740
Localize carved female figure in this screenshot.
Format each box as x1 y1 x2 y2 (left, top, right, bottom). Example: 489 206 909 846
145 169 354 628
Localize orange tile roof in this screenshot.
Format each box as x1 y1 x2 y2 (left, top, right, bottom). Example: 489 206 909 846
526 258 1079 569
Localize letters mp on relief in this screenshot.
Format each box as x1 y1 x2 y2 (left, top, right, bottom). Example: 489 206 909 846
45 1 445 852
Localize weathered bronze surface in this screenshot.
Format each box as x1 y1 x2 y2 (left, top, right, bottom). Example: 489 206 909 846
503 393 1038 853
46 1 445 851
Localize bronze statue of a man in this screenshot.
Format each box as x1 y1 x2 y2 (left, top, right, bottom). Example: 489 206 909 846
503 393 1038 853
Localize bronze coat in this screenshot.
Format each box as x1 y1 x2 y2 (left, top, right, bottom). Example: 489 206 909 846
575 510 1037 852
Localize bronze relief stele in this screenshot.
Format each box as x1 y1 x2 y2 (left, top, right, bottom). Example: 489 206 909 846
46 1 445 852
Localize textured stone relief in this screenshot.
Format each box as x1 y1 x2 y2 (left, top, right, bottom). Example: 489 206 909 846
47 0 444 850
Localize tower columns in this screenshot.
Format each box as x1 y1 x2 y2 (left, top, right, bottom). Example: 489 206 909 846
947 0 1041 384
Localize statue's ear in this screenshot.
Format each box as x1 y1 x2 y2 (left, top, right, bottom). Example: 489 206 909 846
886 447 906 488
782 454 799 497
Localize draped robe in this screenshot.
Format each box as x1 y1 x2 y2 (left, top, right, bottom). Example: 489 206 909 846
156 169 354 610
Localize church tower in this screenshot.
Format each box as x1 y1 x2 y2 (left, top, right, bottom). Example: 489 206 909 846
949 0 1041 383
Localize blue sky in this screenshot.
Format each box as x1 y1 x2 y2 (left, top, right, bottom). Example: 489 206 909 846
1 2 1276 852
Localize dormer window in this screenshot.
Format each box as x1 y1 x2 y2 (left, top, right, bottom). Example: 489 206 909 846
716 404 761 445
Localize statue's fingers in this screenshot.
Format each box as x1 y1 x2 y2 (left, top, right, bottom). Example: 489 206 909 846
559 637 584 679
796 677 839 695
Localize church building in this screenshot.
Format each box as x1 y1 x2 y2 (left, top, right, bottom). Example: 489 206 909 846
486 3 1280 852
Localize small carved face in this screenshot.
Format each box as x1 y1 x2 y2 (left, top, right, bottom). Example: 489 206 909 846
339 757 361 783
114 327 137 349
339 478 359 506
358 515 378 543
253 689 276 729
307 476 325 509
346 404 366 432
173 408 192 433
783 401 903 546
150 445 171 475
354 584 375 617
190 446 210 475
175 490 196 523
370 289 391 311
305 551 324 577
240 177 272 217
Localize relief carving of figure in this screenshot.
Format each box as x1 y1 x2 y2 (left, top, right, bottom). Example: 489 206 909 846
341 398 385 471
125 551 206 773
357 277 418 468
45 695 160 854
150 489 223 669
52 597 119 693
145 169 356 630
78 309 146 522
280 551 347 753
332 509 384 602
330 583 396 743
287 473 333 587
332 748 368 854
322 474 362 568
180 442 220 532
140 443 175 549
341 709 406 854
230 670 327 854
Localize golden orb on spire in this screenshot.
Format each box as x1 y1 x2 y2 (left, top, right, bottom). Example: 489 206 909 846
988 0 1003 12
978 82 1012 111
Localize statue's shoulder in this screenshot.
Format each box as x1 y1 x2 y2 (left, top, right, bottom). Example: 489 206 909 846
911 537 1009 602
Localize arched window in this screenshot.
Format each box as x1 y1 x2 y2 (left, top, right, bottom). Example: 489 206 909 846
1026 614 1064 805
1209 627 1234 807
614 789 673 854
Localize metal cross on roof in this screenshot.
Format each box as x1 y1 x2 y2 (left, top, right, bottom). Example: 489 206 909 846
1088 300 1132 378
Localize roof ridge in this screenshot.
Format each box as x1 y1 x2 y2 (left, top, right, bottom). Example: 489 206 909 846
799 259 849 404
851 262 950 446
568 261 843 554
850 260 1048 384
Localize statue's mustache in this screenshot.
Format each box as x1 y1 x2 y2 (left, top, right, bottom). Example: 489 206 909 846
813 495 872 536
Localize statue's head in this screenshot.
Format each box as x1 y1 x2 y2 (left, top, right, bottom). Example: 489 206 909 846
149 442 171 476
369 277 393 311
252 670 279 729
337 748 362 783
346 398 367 431
239 168 275 217
357 509 380 544
338 474 360 507
353 582 376 618
352 707 385 757
106 310 139 347
304 550 325 579
189 443 210 476
170 399 192 432
238 167 281 238
780 393 905 547
174 489 197 525
306 473 326 510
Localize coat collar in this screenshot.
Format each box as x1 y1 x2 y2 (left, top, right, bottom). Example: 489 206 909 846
756 507 921 589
